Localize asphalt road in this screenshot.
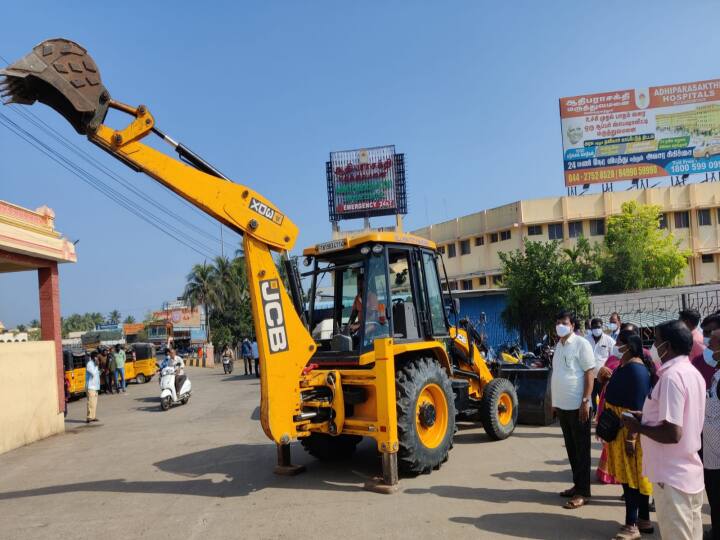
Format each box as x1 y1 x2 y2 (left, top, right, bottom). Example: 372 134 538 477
0 366 704 539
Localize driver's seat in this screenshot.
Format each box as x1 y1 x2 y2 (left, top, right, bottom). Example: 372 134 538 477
392 301 419 339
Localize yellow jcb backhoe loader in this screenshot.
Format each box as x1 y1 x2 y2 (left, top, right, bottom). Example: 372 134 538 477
1 39 518 490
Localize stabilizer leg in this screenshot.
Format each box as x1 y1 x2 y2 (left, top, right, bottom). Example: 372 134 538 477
273 443 306 476
363 451 399 494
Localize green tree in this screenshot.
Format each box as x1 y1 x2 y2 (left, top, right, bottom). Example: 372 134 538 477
183 262 217 341
500 239 590 346
108 310 122 324
123 315 136 324
16 324 27 332
563 236 601 284
598 202 689 293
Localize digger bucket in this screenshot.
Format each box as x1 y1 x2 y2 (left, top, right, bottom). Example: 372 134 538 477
0 38 109 134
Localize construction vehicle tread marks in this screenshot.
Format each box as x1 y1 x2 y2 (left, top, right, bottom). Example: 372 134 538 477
396 356 456 475
300 433 362 461
480 377 518 440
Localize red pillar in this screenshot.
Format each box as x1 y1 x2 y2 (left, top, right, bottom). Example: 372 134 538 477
38 262 63 413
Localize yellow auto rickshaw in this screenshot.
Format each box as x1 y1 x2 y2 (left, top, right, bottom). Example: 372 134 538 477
127 342 156 384
62 349 86 396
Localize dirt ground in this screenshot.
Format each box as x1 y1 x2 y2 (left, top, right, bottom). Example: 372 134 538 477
0 367 709 539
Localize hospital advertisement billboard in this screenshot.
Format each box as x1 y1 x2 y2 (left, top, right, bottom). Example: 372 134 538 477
560 78 720 186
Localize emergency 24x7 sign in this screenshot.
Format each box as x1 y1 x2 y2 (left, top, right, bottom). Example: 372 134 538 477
326 145 407 222
560 78 720 186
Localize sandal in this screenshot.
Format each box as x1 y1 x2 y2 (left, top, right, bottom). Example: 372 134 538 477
612 525 641 539
559 487 576 497
563 495 588 509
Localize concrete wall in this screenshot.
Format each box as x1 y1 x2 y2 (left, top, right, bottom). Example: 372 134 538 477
0 341 64 454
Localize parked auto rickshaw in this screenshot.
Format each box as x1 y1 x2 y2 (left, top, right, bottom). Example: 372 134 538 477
126 342 156 384
62 349 86 396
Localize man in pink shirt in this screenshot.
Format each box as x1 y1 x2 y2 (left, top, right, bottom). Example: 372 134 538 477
624 320 706 540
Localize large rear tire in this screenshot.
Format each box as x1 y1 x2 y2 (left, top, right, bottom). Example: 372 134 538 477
300 433 362 461
480 378 518 440
396 357 456 475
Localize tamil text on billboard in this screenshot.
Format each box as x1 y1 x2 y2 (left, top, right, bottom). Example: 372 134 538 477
560 79 720 186
326 145 407 221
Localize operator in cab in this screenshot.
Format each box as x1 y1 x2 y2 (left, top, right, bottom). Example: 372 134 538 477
347 273 378 334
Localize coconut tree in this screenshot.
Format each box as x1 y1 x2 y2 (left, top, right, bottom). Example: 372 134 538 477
108 310 122 324
183 262 217 341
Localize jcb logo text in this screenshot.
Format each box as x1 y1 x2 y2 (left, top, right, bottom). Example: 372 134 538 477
260 279 289 353
250 198 285 225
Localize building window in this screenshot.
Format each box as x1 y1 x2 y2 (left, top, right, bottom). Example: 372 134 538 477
491 274 503 286
568 221 584 238
589 219 605 236
527 224 542 236
447 243 456 258
461 279 473 290
460 239 471 255
699 208 712 227
437 245 445 254
702 254 715 263
658 213 667 229
490 233 499 243
474 236 484 246
479 276 487 286
500 230 511 241
548 223 564 240
448 281 457 290
675 211 690 229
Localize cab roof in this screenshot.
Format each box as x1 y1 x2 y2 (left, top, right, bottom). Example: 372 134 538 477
303 231 436 256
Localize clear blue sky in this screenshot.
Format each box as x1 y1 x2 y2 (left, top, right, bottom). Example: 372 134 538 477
1 1 718 327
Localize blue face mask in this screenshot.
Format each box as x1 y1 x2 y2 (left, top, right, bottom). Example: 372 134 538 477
704 347 718 368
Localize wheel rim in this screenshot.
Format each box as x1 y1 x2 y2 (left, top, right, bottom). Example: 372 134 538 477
415 383 448 449
498 393 513 426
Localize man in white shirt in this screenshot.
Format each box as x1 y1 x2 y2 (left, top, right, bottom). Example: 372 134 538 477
608 312 621 341
586 317 615 416
85 351 101 423
551 309 596 509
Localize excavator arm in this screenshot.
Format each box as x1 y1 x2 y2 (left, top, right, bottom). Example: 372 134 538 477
1 38 315 445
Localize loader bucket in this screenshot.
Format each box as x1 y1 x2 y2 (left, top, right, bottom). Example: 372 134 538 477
0 38 109 134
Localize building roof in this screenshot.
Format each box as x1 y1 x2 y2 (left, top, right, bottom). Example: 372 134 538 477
303 231 436 256
0 199 76 272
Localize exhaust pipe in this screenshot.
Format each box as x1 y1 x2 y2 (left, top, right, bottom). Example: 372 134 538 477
0 38 110 134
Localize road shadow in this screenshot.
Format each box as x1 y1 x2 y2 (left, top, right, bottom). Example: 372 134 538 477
510 431 564 439
451 432 494 444
250 407 260 420
220 375 250 382
0 442 382 501
135 406 164 413
492 469 571 483
135 397 158 403
450 512 620 539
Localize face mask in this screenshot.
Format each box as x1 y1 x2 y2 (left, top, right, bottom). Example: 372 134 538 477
607 323 618 332
612 345 627 358
704 347 718 368
556 324 572 338
591 328 603 338
650 342 667 364
705 337 712 347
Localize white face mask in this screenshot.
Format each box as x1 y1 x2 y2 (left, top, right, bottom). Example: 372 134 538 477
607 322 618 332
704 347 718 368
556 324 572 338
705 337 712 347
650 342 667 364
591 328 603 338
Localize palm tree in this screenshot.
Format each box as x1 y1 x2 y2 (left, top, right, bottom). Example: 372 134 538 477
29 319 40 329
123 315 136 324
108 310 122 324
183 262 217 340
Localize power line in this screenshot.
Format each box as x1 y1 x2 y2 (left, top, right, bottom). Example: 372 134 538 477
0 111 219 260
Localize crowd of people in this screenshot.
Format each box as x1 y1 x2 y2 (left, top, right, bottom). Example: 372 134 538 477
551 307 720 540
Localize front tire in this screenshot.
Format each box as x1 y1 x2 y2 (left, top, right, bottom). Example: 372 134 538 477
396 357 456 475
480 378 518 440
136 373 146 384
160 396 171 411
300 433 362 461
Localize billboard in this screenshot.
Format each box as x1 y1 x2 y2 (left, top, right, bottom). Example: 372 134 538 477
152 305 204 329
560 78 720 186
326 145 407 221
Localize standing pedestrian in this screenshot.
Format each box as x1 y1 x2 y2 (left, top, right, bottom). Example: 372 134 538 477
696 314 720 388
85 351 100 423
587 317 615 416
551 309 595 509
99 347 113 394
602 331 655 539
608 312 621 341
251 338 259 378
703 328 720 540
114 344 127 393
64 374 70 418
241 338 252 375
108 349 117 394
623 320 705 540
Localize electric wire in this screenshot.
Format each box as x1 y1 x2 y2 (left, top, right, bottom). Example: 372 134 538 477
0 110 219 260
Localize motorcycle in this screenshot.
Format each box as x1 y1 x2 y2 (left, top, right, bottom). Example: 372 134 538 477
222 355 234 374
156 362 192 411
